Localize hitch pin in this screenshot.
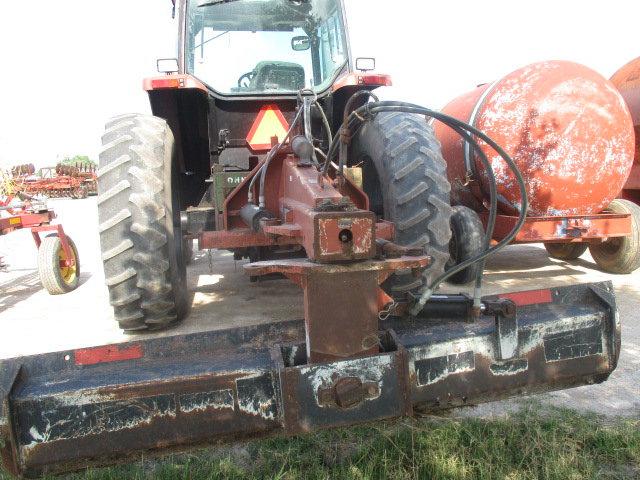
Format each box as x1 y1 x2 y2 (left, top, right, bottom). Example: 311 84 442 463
378 301 397 321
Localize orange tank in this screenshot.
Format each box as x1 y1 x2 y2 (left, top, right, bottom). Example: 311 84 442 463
610 57 640 202
434 61 635 216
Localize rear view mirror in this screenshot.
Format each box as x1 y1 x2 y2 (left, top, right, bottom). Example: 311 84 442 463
157 58 179 74
356 57 376 72
291 36 310 51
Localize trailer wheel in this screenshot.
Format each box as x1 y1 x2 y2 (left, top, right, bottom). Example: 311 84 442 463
446 205 484 284
98 114 188 332
350 112 452 296
589 199 640 274
544 242 588 260
37 233 80 294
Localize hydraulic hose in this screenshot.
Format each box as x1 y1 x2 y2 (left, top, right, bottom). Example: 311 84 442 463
248 107 303 207
320 90 380 177
252 98 330 207
449 125 498 311
314 103 333 146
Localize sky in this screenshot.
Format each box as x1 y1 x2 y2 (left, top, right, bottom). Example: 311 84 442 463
0 0 638 167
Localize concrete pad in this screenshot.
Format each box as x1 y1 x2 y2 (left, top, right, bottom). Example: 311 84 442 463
0 198 638 416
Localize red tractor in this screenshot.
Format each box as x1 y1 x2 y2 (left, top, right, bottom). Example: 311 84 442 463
0 1 623 477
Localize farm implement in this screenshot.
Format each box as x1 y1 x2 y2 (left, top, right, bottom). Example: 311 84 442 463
0 0 627 477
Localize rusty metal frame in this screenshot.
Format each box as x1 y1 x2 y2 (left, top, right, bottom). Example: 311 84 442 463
0 281 620 478
245 255 430 363
0 205 76 269
207 153 379 263
488 213 632 244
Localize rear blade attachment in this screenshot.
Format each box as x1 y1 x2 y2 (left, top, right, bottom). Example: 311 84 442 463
0 281 619 478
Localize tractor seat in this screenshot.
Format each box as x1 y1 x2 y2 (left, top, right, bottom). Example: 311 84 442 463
249 61 305 92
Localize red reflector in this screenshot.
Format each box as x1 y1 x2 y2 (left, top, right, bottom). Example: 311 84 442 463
498 289 553 307
246 105 290 151
74 344 143 366
359 74 392 86
150 78 182 89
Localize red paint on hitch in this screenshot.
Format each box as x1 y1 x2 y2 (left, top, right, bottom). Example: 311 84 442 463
499 289 552 307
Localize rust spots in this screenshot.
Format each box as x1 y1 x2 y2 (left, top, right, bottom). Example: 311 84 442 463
435 60 635 216
513 109 560 168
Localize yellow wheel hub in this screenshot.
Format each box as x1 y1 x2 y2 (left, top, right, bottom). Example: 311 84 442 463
58 245 77 284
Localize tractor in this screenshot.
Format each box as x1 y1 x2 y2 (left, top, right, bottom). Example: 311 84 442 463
0 0 622 477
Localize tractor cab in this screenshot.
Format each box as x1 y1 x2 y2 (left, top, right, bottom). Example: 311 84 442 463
185 0 349 96
146 0 390 213
184 0 349 95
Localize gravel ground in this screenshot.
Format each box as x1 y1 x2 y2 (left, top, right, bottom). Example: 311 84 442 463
0 197 638 417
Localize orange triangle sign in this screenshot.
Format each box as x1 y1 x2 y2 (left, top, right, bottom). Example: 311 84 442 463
246 105 290 151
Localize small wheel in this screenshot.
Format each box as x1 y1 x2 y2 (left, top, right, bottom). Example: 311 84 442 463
589 199 640 274
544 242 588 260
446 205 485 284
37 233 80 294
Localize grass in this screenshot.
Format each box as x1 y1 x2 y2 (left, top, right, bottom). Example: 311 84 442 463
2 405 639 480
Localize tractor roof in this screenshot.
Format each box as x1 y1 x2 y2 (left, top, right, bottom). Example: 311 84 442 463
191 0 333 32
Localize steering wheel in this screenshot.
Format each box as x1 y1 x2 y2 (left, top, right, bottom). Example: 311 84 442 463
237 71 255 88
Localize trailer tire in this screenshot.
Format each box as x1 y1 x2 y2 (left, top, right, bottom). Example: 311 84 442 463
98 114 188 332
446 206 484 284
589 199 640 274
350 112 452 296
38 233 80 294
544 242 588 261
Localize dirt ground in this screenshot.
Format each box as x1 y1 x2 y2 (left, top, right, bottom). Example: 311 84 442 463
0 198 638 416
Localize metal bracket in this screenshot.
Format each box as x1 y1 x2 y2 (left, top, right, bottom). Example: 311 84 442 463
317 377 380 409
244 255 430 363
484 298 518 360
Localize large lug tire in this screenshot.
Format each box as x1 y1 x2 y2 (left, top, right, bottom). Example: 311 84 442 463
544 242 588 261
589 199 640 274
183 238 194 265
37 233 80 294
446 205 484 285
98 114 188 332
350 112 452 296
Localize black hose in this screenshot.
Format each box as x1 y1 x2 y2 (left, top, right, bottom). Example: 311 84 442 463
449 125 497 306
313 103 333 146
254 99 329 206
256 107 304 207
321 90 379 177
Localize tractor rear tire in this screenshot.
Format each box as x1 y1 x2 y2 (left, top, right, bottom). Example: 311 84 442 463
589 199 640 274
183 238 194 265
446 206 484 285
37 233 80 294
544 242 588 260
98 114 188 332
350 112 452 296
